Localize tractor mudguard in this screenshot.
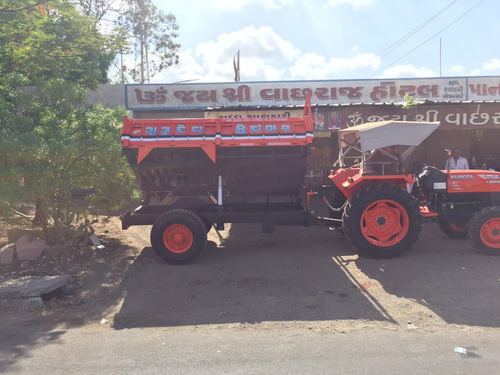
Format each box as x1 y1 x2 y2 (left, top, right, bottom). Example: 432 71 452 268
329 168 414 200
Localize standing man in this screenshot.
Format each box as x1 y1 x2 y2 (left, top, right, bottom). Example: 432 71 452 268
445 148 469 170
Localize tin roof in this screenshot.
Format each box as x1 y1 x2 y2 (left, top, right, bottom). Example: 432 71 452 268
339 121 440 151
203 99 500 111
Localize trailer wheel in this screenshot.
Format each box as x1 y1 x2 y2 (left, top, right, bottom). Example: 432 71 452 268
468 207 500 254
169 198 212 233
151 209 207 264
437 219 468 239
342 184 421 258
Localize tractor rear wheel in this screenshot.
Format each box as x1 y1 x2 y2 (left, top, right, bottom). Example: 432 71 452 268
151 209 207 264
468 207 500 254
342 184 421 258
437 219 468 239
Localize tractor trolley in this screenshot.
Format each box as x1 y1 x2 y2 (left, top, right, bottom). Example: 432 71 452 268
120 97 500 264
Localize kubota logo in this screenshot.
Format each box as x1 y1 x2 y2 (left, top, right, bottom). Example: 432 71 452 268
450 174 474 179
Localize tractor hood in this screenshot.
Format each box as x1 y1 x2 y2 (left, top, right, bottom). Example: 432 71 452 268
339 121 440 152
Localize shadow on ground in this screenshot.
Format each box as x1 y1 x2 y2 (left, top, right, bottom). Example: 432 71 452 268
114 224 387 328
355 224 500 327
2 220 500 372
114 223 500 329
0 234 138 372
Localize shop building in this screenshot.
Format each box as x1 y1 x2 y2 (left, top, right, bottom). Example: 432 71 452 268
124 76 500 175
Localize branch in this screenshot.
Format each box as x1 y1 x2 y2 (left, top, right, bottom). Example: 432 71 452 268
7 205 34 220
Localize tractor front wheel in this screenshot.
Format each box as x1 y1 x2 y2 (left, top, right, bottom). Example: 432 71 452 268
437 219 468 239
343 184 421 258
468 207 500 254
151 209 207 264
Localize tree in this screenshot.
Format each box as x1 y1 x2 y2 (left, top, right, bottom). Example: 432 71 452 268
0 0 137 242
0 0 116 87
0 1 50 13
118 0 180 83
71 0 124 22
68 0 181 83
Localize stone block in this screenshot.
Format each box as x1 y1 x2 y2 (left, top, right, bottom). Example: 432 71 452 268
0 275 71 299
16 235 47 261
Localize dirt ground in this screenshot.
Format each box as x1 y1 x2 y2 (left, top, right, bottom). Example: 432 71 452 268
1 218 500 369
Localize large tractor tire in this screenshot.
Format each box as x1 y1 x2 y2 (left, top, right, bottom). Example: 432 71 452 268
468 207 500 254
170 197 213 232
437 219 468 239
151 209 207 264
342 184 422 258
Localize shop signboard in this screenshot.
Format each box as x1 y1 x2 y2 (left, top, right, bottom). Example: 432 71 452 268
126 76 500 110
330 102 500 129
204 109 303 119
204 108 332 131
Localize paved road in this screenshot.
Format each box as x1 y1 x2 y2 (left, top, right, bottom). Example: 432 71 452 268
2 325 500 374
1 221 500 374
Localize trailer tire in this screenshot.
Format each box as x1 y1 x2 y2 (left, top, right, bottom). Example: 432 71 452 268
437 219 467 239
169 198 212 233
342 184 421 258
468 207 500 254
151 209 207 264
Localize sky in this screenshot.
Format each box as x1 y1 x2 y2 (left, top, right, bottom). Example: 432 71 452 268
151 0 500 83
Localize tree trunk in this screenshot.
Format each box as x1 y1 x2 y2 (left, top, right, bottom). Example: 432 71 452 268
33 197 49 240
140 39 144 83
145 41 150 82
120 48 125 84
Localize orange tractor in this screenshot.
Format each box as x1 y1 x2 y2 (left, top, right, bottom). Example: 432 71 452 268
329 121 500 257
120 97 500 263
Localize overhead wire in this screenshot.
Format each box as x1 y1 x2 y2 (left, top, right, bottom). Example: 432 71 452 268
354 0 459 77
378 0 458 58
379 0 485 73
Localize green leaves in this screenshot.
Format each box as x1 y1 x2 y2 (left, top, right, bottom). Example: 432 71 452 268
1 0 114 88
401 93 417 110
0 0 137 242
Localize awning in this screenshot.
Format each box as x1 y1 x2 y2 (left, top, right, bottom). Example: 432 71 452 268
339 121 440 152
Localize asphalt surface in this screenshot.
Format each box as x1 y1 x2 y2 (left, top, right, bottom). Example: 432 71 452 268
1 221 500 374
3 326 500 374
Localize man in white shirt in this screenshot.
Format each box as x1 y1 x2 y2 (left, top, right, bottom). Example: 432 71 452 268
445 148 469 170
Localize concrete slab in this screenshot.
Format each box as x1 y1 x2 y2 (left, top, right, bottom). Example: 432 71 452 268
0 275 70 299
0 296 44 310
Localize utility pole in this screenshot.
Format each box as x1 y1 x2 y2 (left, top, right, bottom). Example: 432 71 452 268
439 37 442 77
233 50 240 82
